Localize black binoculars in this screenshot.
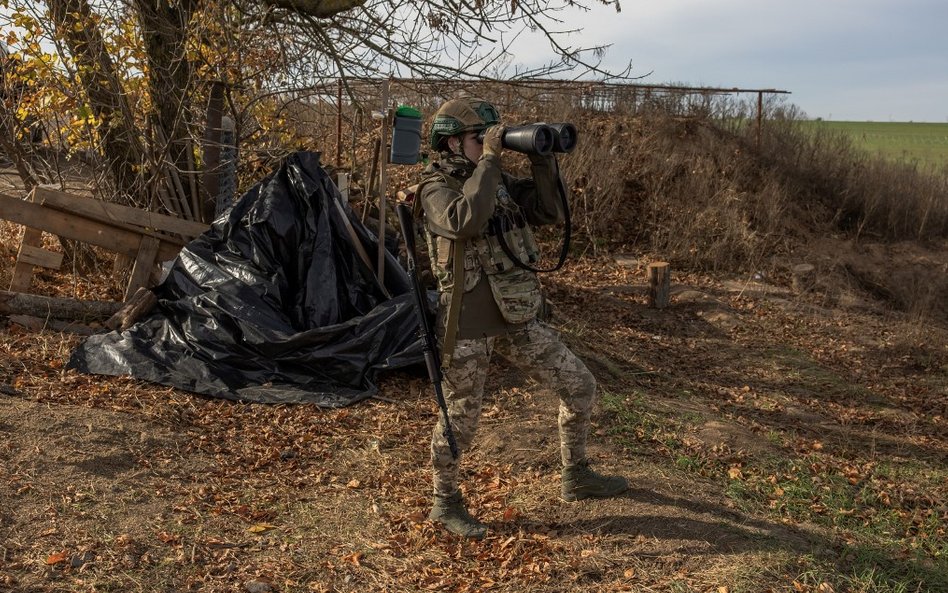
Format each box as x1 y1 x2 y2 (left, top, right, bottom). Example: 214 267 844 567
477 122 577 155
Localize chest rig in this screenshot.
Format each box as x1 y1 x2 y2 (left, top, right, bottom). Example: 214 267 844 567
416 161 543 365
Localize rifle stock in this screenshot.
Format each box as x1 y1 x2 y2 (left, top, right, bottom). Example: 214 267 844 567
395 203 459 459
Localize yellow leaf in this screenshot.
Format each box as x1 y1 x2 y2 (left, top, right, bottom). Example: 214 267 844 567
346 479 361 489
727 466 743 480
718 587 730 593
247 522 276 533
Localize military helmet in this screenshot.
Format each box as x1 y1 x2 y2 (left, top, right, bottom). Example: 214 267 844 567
429 97 500 150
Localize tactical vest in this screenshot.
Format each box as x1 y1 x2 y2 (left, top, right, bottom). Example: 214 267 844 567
420 171 544 326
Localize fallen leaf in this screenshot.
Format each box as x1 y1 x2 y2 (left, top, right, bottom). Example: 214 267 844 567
718 587 730 593
346 479 361 489
502 507 518 522
156 531 179 544
818 583 835 593
45 551 68 565
624 568 635 579
728 466 743 480
247 523 276 534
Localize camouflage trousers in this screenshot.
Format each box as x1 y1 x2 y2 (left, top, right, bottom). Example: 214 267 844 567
431 320 597 497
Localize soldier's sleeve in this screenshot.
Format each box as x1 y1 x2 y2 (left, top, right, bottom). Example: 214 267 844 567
420 155 502 240
505 153 565 226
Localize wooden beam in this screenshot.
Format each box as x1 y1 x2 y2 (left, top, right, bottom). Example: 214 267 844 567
35 186 209 240
9 188 43 292
125 236 161 299
17 244 63 270
8 228 43 292
0 191 182 262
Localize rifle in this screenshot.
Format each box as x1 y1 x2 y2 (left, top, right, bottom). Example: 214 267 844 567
395 202 459 459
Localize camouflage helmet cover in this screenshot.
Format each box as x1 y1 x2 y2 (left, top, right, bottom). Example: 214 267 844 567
429 97 500 149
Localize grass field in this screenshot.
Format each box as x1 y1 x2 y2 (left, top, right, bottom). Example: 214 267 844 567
802 120 948 171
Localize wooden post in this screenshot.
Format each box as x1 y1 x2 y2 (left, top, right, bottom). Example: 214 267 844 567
126 236 161 299
336 78 343 169
215 115 237 218
647 261 671 309
376 78 391 288
363 137 381 223
791 263 816 293
201 81 226 223
9 189 44 292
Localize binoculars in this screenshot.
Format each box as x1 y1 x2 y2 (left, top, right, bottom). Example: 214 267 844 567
477 122 577 155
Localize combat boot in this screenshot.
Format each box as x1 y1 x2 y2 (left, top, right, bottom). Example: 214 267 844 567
561 459 629 502
429 491 487 539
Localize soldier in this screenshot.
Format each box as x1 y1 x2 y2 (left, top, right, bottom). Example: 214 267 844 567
414 97 628 539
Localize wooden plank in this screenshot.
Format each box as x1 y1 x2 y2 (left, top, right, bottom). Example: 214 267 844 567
0 191 182 262
18 244 63 269
9 228 42 292
35 186 209 239
126 236 161 299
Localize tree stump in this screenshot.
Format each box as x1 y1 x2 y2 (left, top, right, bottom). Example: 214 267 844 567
647 261 671 309
791 263 816 293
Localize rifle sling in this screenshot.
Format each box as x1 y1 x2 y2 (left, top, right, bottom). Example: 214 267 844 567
440 238 466 369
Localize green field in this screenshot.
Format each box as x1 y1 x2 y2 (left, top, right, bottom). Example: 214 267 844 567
802 120 948 171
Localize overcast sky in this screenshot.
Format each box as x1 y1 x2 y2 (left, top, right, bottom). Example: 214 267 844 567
511 0 948 122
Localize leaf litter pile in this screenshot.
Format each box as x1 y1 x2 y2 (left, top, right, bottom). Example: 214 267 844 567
1 237 947 592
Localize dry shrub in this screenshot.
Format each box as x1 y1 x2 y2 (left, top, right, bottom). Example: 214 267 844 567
509 100 948 270
496 97 948 322
538 108 808 271
756 108 948 242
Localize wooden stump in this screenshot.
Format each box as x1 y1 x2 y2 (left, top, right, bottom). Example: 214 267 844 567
105 287 158 332
791 263 816 293
647 261 671 309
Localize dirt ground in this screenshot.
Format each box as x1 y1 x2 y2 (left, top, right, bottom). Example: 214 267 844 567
1 235 946 592
1 155 947 592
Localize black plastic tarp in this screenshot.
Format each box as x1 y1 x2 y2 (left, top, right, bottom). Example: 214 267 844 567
68 151 423 406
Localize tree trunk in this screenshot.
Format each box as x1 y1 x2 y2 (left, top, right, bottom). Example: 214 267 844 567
135 0 199 217
0 290 121 321
47 0 145 203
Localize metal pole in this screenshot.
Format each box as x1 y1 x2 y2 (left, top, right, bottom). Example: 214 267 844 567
376 78 391 288
756 91 763 149
336 78 343 168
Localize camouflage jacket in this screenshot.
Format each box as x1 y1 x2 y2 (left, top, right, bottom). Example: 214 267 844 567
417 151 564 330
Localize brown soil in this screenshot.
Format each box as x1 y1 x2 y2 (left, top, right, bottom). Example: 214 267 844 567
1 248 945 592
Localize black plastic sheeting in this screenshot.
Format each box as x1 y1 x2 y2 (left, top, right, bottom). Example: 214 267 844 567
68 151 424 406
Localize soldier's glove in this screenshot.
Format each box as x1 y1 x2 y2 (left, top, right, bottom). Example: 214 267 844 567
481 125 505 159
